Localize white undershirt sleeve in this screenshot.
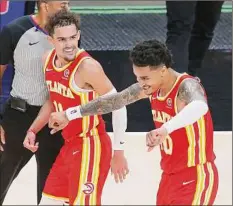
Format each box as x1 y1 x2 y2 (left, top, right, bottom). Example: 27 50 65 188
65 88 127 150
101 88 127 150
162 100 208 134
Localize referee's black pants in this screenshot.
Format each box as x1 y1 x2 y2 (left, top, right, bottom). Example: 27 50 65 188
0 99 64 205
165 1 224 75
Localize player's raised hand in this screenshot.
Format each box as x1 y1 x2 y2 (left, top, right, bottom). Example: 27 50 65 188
23 131 39 153
111 150 129 183
49 111 69 134
146 127 168 152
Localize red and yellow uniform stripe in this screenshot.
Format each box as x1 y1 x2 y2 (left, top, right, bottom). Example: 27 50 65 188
197 116 207 164
192 162 216 205
185 115 207 167
72 92 102 206
185 124 196 167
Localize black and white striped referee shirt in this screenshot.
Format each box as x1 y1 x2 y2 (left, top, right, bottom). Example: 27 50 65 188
0 15 53 106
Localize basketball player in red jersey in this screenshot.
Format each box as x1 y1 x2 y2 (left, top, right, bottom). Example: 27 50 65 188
23 10 128 205
49 39 219 205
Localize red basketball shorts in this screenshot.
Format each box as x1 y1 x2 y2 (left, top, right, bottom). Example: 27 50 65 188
43 133 112 205
157 162 219 205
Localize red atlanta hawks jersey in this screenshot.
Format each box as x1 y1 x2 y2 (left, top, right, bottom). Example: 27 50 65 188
44 49 106 141
150 74 216 174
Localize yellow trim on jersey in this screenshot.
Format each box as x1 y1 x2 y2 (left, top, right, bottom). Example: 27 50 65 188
197 116 207 164
174 90 178 114
95 92 99 98
69 57 92 96
73 119 101 205
203 162 214 205
74 91 90 204
93 113 100 134
185 125 196 167
79 93 90 137
42 192 69 202
93 92 100 128
90 92 100 135
73 137 91 205
52 49 84 72
90 130 101 205
192 164 206 205
157 73 187 101
43 49 55 73
72 86 102 205
73 93 91 204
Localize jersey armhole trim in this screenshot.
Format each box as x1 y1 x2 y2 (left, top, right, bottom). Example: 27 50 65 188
69 57 92 96
43 49 55 74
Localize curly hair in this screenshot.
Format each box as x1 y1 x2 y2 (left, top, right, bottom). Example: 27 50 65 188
130 39 173 69
45 10 81 36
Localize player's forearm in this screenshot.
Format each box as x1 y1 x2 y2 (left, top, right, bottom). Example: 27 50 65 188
80 83 142 117
82 88 128 150
28 99 54 134
80 93 126 116
162 100 208 134
65 83 143 120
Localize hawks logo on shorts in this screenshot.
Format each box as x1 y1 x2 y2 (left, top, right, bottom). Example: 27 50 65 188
0 0 9 15
83 182 94 195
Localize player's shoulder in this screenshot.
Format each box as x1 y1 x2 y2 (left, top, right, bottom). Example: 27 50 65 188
179 75 202 89
79 56 103 74
177 75 206 100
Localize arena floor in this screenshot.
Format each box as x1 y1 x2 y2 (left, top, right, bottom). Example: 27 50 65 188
3 132 232 205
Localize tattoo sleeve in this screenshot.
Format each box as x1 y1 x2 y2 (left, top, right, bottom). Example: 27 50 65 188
80 83 143 116
177 78 206 104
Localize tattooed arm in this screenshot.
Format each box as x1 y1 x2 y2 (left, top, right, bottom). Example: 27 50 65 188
177 78 207 102
80 83 147 117
176 78 206 112
49 83 146 134
162 78 209 134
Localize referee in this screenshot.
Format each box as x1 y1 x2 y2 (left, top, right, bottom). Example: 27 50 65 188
0 1 69 204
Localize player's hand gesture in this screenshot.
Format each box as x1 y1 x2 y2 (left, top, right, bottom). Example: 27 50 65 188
23 131 39 153
146 127 168 152
111 150 129 183
49 111 69 134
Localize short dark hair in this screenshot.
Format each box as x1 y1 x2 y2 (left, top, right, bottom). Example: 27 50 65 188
45 10 81 36
130 39 173 69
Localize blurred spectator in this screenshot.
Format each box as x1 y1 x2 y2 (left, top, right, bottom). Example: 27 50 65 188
166 1 224 76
